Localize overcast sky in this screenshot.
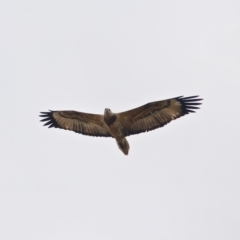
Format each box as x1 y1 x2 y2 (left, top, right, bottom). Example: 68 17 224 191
1 0 240 239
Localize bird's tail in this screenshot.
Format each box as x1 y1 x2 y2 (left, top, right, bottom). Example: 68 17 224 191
116 138 129 155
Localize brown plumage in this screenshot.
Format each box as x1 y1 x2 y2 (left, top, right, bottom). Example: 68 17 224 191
40 95 202 155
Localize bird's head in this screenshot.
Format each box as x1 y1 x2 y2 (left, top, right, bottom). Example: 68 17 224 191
104 108 112 116
104 108 116 125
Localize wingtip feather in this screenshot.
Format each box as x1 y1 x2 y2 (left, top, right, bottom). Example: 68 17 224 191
177 95 203 115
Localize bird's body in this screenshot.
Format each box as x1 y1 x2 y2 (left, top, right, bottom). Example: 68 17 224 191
40 95 202 155
103 108 129 154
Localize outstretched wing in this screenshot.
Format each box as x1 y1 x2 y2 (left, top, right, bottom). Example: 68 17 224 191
40 111 112 137
117 96 202 136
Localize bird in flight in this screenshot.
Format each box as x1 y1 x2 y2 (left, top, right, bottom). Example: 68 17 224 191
40 95 202 155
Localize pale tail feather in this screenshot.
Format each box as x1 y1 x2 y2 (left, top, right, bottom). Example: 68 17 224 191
116 138 130 155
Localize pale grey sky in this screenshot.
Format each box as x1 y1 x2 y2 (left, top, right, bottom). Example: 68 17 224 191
0 0 240 239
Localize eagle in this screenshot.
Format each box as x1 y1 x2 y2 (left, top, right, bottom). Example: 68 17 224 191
40 95 202 155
